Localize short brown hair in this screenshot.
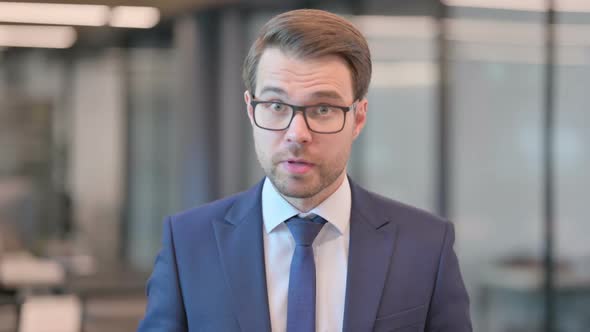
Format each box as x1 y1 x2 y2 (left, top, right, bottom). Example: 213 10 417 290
242 9 372 101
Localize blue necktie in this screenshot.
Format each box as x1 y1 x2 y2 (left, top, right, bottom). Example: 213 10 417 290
285 215 327 332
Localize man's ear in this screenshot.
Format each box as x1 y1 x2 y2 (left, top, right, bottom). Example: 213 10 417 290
244 90 255 125
352 98 368 139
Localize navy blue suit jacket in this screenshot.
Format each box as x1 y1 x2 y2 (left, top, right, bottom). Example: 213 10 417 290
138 179 472 331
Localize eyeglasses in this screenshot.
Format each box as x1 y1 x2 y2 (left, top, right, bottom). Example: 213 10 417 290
250 99 357 134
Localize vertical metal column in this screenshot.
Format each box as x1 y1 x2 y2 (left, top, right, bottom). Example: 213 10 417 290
218 9 248 196
173 12 220 208
543 0 557 331
436 1 450 219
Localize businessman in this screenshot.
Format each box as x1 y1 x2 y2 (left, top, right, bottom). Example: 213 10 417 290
138 9 472 332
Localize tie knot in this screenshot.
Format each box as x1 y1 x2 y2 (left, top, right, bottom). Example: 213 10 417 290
286 216 327 247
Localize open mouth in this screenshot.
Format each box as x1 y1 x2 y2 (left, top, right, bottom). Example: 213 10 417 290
283 160 314 174
287 160 311 165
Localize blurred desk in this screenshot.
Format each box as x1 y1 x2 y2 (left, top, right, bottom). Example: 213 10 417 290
0 252 71 332
0 256 151 331
481 261 590 332
67 266 149 332
19 295 81 332
0 253 65 290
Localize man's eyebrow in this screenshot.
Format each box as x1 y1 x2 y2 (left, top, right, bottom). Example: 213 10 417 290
258 86 287 96
257 86 346 102
309 90 345 101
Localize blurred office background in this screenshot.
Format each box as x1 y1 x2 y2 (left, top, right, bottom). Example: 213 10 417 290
0 0 589 331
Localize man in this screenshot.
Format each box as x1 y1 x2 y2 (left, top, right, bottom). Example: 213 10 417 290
138 9 471 332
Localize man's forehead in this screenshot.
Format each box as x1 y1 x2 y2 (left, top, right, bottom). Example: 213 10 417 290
257 86 345 101
255 48 354 102
259 47 347 68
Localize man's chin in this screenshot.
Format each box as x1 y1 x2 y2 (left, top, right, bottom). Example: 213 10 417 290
280 188 316 199
270 176 318 199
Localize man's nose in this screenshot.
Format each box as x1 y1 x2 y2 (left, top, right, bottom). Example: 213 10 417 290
285 112 312 143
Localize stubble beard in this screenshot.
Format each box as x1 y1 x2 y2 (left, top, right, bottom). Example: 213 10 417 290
254 135 349 202
265 146 346 200
268 162 345 200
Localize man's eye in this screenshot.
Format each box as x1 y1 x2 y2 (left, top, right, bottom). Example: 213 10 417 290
310 106 334 117
271 103 286 111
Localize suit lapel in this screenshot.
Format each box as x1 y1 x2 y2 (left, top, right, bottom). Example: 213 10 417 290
212 181 271 332
343 180 398 332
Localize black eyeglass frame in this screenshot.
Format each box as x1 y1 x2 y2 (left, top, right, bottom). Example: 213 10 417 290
249 99 358 134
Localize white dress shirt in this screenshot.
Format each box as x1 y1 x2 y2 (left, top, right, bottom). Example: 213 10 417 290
262 176 351 332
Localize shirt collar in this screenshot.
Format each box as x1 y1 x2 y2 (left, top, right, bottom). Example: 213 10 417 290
261 176 351 235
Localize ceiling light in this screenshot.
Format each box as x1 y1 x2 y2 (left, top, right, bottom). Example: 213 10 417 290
442 0 590 13
442 0 545 11
446 18 590 46
109 6 160 29
0 25 77 49
0 2 109 26
558 0 590 12
353 16 436 39
371 61 438 88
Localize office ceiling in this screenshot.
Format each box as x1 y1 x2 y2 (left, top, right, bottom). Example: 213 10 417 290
6 0 441 21
0 0 441 48
8 0 239 18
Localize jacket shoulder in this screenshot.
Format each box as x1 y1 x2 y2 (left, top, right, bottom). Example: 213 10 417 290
168 181 262 231
356 183 447 223
353 183 451 242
